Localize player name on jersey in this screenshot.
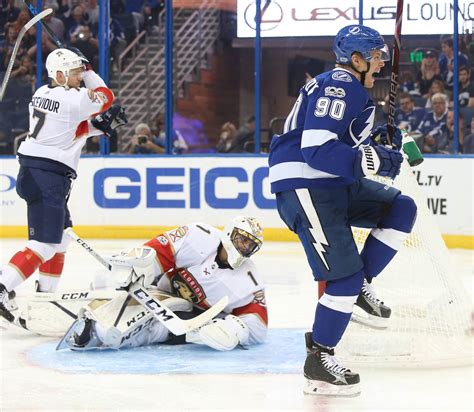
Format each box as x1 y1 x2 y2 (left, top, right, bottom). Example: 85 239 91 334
31 96 61 113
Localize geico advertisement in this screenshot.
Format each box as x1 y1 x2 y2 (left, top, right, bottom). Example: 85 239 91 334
237 0 474 37
0 156 472 235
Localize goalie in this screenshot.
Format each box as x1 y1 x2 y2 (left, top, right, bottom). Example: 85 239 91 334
57 216 267 352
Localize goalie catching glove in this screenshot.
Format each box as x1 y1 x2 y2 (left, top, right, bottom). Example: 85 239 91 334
185 314 249 351
91 104 128 137
355 144 403 180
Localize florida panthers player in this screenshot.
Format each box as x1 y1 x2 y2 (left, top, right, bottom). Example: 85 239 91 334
269 25 417 396
58 216 267 352
0 48 127 323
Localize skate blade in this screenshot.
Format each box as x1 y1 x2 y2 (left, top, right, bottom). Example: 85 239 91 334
351 307 389 329
303 379 361 397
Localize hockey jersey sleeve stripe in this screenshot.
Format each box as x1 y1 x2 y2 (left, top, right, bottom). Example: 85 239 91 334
301 129 338 148
269 161 338 184
94 86 114 113
144 236 176 273
74 120 89 138
232 303 268 326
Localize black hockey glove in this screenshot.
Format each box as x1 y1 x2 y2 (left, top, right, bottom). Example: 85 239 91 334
91 104 128 137
355 145 403 180
370 124 403 151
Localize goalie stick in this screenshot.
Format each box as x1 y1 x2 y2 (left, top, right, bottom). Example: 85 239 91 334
0 8 53 101
65 228 228 336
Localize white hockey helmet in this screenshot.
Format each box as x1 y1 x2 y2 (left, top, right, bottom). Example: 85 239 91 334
221 216 263 269
46 48 84 85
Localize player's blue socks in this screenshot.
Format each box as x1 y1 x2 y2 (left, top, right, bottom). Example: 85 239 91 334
361 194 417 279
312 270 364 347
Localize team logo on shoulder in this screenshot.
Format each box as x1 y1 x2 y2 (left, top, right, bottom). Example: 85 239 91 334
252 290 266 306
324 86 346 98
168 225 189 242
331 71 352 82
87 89 100 103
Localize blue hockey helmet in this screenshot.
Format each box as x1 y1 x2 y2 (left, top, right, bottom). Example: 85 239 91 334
333 25 390 64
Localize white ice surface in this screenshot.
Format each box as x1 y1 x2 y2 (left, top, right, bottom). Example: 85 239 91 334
0 239 472 411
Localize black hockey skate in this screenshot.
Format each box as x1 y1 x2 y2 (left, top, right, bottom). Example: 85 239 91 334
352 279 391 329
303 332 361 397
0 283 16 323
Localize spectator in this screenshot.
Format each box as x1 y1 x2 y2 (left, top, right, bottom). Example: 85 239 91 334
400 71 418 95
417 93 449 154
26 30 57 61
10 55 35 84
458 66 474 108
438 37 470 90
395 93 426 133
42 6 65 41
445 110 464 153
144 0 164 31
127 123 165 154
425 80 447 110
463 117 474 154
0 0 20 32
416 50 442 96
227 115 256 153
70 25 99 69
0 25 21 71
216 121 237 153
64 4 86 41
83 0 99 26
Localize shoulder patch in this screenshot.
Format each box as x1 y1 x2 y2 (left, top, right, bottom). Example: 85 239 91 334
331 71 353 83
168 225 189 242
87 89 100 103
324 86 346 98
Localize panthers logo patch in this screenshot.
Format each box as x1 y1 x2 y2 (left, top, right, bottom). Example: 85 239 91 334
170 268 206 304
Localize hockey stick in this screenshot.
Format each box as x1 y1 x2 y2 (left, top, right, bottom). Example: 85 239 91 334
65 228 228 335
386 0 404 146
0 8 53 101
23 0 64 48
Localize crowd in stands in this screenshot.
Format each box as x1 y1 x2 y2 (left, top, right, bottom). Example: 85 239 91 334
0 1 472 156
0 0 163 154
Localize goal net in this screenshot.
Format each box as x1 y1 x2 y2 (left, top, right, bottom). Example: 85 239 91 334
336 160 472 368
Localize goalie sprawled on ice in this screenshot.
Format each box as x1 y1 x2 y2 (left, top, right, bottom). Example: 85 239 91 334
24 217 268 352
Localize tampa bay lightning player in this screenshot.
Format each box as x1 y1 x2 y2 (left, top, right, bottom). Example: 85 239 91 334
269 25 417 396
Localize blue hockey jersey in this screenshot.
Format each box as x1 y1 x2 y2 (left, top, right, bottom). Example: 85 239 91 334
269 68 376 193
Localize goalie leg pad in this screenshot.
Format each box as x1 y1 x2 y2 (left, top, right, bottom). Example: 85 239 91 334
85 289 193 349
186 315 249 351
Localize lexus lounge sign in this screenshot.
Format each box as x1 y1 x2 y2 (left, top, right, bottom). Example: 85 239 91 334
237 0 474 37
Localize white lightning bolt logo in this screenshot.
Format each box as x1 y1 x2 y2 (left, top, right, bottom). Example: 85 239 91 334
296 189 330 271
349 106 375 147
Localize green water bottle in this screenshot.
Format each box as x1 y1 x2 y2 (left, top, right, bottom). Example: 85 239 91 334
401 130 424 166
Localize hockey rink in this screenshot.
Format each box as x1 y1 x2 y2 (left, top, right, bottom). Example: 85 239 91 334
0 239 472 411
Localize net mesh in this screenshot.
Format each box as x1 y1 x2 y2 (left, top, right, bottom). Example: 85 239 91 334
337 161 473 367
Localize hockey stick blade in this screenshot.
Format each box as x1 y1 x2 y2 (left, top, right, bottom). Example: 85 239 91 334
0 8 53 101
65 228 228 336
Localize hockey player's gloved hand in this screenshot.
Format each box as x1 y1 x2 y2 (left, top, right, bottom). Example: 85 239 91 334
91 104 128 137
370 124 403 151
355 145 403 180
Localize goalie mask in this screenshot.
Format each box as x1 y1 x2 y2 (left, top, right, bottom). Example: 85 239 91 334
221 216 263 269
46 48 84 86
